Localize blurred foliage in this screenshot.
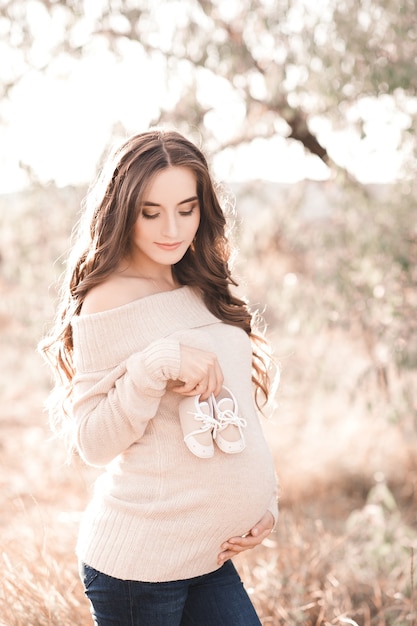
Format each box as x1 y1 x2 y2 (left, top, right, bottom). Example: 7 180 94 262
0 0 416 179
247 479 417 624
231 176 417 431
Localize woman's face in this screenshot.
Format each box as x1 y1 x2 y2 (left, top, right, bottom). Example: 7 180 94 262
130 166 200 273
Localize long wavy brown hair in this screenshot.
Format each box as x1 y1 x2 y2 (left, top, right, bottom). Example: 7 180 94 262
39 128 273 435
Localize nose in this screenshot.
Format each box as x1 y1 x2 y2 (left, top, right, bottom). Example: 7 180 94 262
161 212 179 238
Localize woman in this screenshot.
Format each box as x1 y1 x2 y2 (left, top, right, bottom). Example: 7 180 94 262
40 129 278 625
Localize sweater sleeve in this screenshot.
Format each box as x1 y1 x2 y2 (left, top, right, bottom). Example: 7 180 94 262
73 337 181 466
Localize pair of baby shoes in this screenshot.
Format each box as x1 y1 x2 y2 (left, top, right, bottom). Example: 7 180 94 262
179 387 247 459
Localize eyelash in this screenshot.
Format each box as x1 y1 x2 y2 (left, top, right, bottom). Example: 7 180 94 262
142 205 197 220
180 206 196 216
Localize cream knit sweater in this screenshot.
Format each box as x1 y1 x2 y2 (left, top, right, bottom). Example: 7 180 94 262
71 286 278 582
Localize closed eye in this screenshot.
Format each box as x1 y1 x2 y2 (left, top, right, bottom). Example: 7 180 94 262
179 203 198 216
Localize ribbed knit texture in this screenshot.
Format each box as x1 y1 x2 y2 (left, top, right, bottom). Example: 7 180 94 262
71 286 278 582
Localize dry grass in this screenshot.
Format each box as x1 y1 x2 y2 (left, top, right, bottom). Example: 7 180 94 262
1 185 416 625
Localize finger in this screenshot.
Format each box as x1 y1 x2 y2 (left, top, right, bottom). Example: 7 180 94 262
213 360 224 396
189 370 221 400
172 386 196 397
193 380 209 398
172 381 208 398
222 528 270 550
239 529 269 544
217 545 248 564
172 387 200 398
198 370 216 400
198 388 210 401
217 552 232 565
221 537 254 551
217 549 237 564
221 544 249 554
200 360 223 399
176 378 200 392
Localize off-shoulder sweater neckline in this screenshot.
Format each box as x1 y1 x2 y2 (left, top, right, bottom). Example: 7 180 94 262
71 286 221 371
77 284 191 320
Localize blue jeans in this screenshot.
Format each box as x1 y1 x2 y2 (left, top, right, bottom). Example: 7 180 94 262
79 560 262 626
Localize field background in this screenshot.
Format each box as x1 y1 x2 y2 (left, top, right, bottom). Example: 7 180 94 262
0 180 416 625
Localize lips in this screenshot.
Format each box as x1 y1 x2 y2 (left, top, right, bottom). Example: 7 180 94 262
155 242 183 251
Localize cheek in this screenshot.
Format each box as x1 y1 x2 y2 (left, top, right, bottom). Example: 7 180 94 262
133 220 153 242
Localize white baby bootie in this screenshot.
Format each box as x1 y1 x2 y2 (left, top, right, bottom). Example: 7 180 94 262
179 395 218 458
211 386 247 454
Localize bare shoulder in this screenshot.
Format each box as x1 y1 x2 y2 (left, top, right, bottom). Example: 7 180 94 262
81 275 156 315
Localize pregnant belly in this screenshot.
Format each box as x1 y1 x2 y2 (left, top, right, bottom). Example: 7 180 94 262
104 436 275 539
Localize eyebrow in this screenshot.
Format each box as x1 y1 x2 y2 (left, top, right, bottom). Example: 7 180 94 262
142 195 198 207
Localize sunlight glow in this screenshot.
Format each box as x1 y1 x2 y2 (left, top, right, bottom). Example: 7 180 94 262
311 95 416 183
1 2 413 193
2 46 166 191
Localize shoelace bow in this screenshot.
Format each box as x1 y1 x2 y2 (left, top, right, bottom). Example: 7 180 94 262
215 408 247 433
188 409 219 433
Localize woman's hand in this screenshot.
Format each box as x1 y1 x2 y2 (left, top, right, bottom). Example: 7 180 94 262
173 345 224 400
217 511 275 566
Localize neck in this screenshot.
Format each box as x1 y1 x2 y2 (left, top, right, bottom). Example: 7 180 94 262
117 261 179 290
